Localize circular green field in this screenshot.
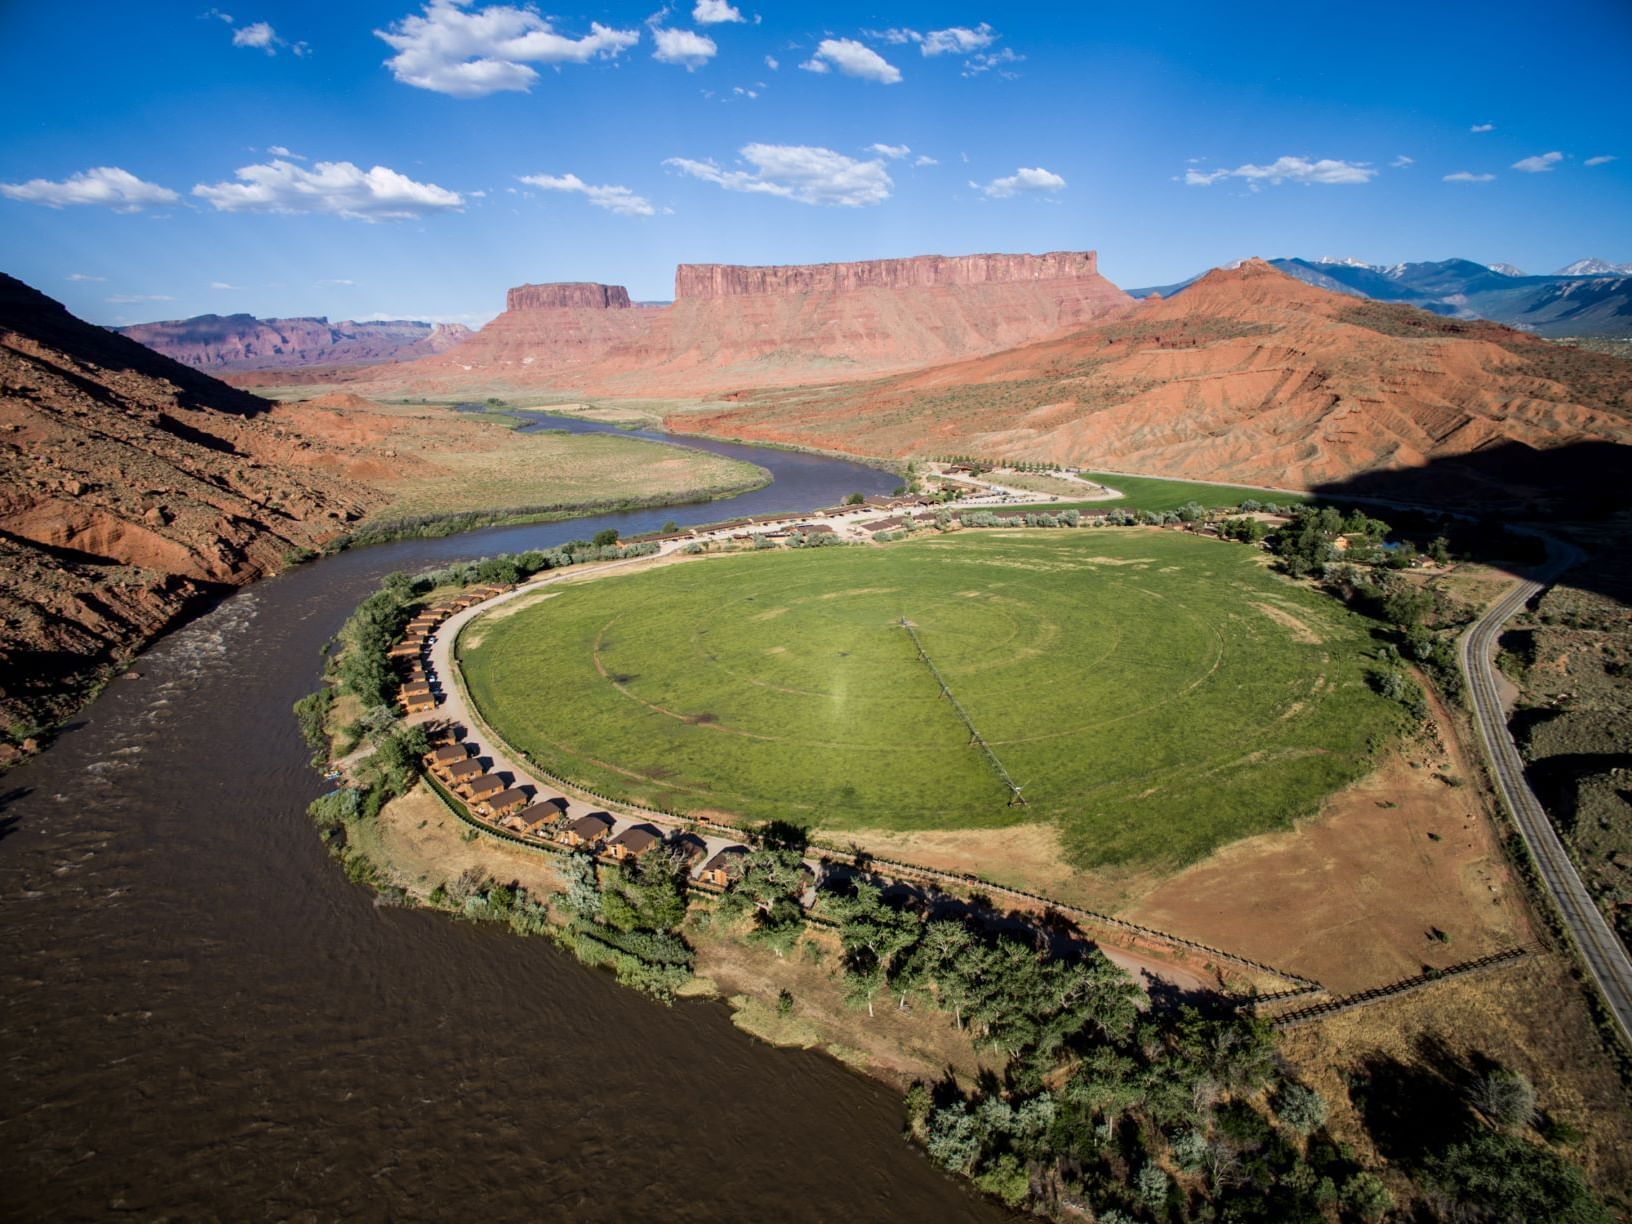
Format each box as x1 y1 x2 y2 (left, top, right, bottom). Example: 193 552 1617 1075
459 531 1402 868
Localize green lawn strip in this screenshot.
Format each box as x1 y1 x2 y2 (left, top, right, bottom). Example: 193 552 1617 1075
461 531 1402 871
1049 471 1313 515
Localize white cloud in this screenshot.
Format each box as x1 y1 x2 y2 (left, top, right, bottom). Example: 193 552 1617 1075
800 38 901 84
1512 151 1563 173
868 27 920 44
318 278 357 286
267 145 306 160
963 46 1022 76
193 158 464 220
921 24 995 55
1183 156 1376 187
201 9 234 23
107 294 175 304
210 281 242 289
692 0 743 23
665 143 892 207
651 27 716 70
1 166 179 211
763 54 778 69
978 166 1065 198
1470 122 1495 133
376 0 639 98
914 154 938 167
1391 154 1414 168
867 143 911 159
1443 171 1495 183
66 272 106 282
233 21 278 51
1585 155 1616 167
519 172 656 216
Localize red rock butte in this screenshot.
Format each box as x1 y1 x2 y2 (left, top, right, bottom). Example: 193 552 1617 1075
506 282 633 311
377 250 1133 396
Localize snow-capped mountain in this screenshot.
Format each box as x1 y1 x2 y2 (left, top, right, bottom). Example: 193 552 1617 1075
1129 256 1632 337
1556 258 1632 276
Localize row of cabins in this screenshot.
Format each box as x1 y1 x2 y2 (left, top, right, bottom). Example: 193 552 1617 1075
393 585 513 713
422 734 756 887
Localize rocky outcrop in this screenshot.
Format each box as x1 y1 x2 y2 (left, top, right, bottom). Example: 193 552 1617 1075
668 259 1632 505
505 283 632 311
0 274 382 759
674 251 1101 299
116 314 472 371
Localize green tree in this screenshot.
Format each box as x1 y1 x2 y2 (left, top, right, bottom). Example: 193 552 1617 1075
846 492 865 505
592 528 620 548
1422 1129 1608 1223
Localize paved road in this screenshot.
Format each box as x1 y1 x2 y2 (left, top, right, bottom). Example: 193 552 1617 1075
1457 533 1632 1043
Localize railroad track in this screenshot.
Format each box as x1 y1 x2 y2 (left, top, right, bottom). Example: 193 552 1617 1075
1457 532 1632 1044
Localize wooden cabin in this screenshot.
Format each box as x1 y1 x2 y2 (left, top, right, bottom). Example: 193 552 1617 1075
443 758 484 786
401 682 434 701
699 845 749 887
462 774 506 803
401 691 437 714
475 788 530 821
606 823 663 861
388 641 422 659
560 812 615 850
426 743 471 771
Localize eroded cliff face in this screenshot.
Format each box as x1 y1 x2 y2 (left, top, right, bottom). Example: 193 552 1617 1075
117 315 472 371
367 251 1133 397
0 274 381 760
673 251 1101 298
505 283 633 311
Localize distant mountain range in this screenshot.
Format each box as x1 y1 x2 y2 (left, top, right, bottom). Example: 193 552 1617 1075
114 313 472 371
1130 257 1632 337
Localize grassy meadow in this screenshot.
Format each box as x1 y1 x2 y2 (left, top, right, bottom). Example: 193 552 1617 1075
460 530 1402 870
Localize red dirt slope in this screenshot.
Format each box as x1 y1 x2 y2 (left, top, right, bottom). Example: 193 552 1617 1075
670 260 1632 501
0 274 381 759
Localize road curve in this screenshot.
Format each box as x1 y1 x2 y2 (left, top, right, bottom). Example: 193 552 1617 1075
1457 533 1632 1043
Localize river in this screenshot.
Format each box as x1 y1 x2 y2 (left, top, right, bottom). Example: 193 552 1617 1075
0 421 1012 1221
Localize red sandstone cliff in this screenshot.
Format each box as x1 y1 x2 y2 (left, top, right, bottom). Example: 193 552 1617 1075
674 251 1102 298
506 282 632 311
369 251 1134 397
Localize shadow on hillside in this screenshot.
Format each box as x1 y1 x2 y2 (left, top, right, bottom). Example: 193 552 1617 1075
0 272 272 417
1306 438 1632 608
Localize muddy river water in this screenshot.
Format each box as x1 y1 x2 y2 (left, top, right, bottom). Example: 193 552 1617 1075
1 421 1012 1220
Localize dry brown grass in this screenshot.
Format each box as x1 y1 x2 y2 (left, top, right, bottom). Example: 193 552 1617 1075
1280 953 1632 1202
688 917 1002 1089
366 783 565 899
370 428 764 521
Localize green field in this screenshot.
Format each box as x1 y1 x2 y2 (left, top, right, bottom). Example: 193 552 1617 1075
460 530 1402 869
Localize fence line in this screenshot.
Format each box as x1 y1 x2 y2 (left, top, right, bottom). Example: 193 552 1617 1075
1268 948 1529 1028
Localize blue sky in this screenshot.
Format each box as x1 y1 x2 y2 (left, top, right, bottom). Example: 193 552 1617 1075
1 0 1628 326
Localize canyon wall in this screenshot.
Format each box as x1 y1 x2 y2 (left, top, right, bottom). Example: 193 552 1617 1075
674 251 1101 299
505 283 633 311
370 251 1133 397
117 314 472 371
